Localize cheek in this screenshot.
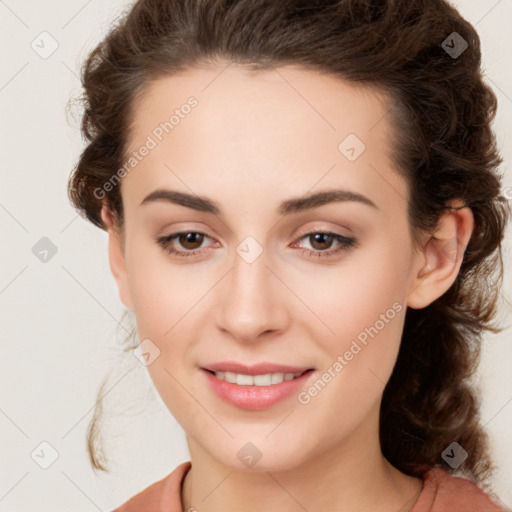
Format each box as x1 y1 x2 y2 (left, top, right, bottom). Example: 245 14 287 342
306 248 407 339
124 239 197 336
303 291 405 426
309 249 408 386
125 245 199 417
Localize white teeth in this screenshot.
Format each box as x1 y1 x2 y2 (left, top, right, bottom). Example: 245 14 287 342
271 373 284 384
213 371 304 385
224 372 236 383
236 373 254 385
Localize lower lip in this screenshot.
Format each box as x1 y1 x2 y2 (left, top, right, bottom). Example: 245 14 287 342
202 369 314 410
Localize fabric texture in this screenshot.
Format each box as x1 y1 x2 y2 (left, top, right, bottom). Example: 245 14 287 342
112 461 509 512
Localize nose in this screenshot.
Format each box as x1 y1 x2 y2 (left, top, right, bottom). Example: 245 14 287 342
214 248 289 343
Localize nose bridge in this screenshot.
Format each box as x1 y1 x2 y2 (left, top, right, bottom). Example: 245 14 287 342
236 239 269 287
215 233 286 340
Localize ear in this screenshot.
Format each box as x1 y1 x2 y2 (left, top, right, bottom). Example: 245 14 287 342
100 205 134 311
406 200 474 309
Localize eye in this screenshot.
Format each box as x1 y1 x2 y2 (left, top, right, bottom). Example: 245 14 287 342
155 230 358 259
291 231 358 258
155 231 214 257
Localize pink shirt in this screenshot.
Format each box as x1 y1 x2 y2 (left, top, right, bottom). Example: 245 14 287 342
112 461 508 511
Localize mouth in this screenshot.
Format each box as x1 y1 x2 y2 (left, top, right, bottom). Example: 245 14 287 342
203 368 313 386
201 367 316 410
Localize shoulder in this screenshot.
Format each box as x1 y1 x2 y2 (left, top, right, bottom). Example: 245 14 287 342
412 466 510 512
112 461 192 512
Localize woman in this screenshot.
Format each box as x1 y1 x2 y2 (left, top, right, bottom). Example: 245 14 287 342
68 0 511 510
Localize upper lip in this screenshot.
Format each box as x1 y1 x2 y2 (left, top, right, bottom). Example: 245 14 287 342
202 361 314 376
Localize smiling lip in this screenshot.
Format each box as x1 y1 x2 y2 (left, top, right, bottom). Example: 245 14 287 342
201 361 313 375
201 362 315 410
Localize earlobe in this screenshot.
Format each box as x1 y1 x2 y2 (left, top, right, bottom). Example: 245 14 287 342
406 203 474 310
100 205 134 311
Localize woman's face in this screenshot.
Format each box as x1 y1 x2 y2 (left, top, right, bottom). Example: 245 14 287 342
108 63 429 471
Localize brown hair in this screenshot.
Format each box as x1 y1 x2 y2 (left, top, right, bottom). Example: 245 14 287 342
67 0 510 489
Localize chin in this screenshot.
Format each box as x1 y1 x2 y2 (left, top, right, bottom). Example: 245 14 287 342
209 440 311 473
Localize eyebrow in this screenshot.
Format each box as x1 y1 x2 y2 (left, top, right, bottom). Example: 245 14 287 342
140 188 379 215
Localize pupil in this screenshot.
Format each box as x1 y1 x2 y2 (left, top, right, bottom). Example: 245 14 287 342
312 233 332 250
181 232 202 249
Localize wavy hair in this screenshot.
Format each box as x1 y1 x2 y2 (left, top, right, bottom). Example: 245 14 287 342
67 0 510 490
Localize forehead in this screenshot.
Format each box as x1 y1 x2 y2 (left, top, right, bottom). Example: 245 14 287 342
128 63 392 148
122 63 407 218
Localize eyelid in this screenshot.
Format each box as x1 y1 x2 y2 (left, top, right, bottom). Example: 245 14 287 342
156 222 354 246
292 222 354 239
155 224 358 261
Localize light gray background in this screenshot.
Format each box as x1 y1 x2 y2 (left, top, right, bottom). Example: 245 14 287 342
1 0 511 510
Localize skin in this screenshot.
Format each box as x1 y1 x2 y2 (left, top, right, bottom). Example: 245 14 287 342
101 62 474 512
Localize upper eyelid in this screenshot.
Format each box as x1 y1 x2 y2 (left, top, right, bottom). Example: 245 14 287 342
158 219 355 238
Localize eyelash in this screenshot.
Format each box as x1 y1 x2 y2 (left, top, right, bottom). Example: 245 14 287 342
155 230 358 259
